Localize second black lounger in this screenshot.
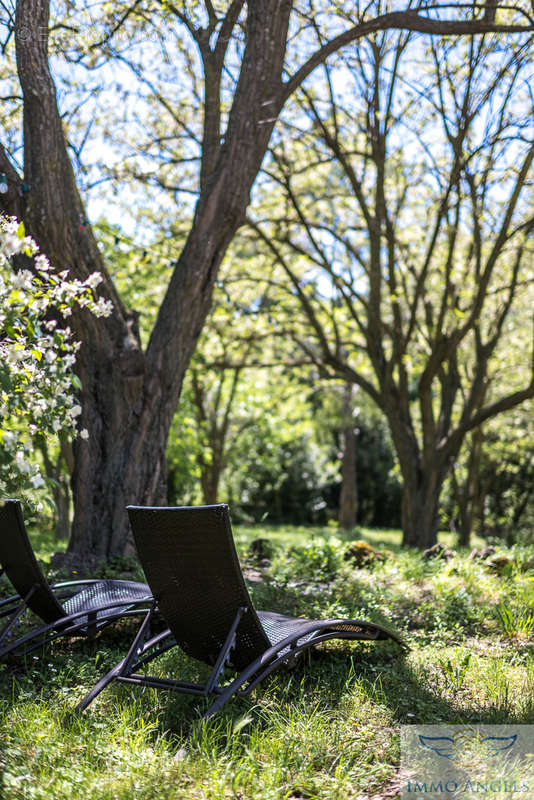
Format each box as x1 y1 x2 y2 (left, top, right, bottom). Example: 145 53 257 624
77 504 405 718
0 500 152 660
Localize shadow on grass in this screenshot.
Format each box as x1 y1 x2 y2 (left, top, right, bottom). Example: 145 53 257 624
2 630 534 758
1 577 533 749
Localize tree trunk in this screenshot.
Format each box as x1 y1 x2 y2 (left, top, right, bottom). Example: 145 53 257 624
201 471 221 505
200 449 224 505
338 384 358 530
400 471 442 549
453 427 484 548
389 411 446 549
9 0 292 562
54 474 71 541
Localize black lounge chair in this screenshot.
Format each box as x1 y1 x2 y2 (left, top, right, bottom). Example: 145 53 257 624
76 504 405 718
0 500 152 660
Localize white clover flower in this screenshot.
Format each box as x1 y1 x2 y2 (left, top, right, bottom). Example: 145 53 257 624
79 428 89 440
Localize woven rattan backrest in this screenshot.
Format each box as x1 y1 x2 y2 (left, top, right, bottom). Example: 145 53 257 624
127 504 271 670
0 500 64 623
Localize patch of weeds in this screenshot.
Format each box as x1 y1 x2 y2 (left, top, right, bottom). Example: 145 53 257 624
483 657 514 719
274 538 345 583
435 584 482 633
438 651 472 692
495 602 534 639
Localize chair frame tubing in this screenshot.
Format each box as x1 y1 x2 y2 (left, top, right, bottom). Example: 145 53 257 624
76 610 389 718
0 594 153 660
76 604 249 713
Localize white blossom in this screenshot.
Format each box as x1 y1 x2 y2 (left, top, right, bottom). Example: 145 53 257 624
30 473 45 489
85 272 104 289
0 214 108 496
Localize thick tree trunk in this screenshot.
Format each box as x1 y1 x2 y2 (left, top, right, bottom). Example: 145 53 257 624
338 385 358 530
385 400 446 549
401 475 441 549
201 470 221 506
9 0 292 561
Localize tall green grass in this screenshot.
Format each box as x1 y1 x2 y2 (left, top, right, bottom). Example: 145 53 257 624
1 524 533 799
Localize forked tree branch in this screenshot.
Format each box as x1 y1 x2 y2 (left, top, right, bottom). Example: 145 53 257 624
280 7 534 103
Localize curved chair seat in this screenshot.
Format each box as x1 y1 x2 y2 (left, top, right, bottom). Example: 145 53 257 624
257 610 394 650
76 504 406 718
0 500 152 659
62 579 151 626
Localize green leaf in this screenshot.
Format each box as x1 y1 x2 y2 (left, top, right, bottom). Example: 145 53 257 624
16 221 25 239
0 371 13 392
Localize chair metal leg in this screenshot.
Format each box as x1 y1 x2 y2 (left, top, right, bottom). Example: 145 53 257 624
75 661 128 713
202 626 398 718
205 607 246 693
0 585 37 652
77 607 248 712
75 603 157 713
119 602 157 677
87 611 98 640
0 597 152 661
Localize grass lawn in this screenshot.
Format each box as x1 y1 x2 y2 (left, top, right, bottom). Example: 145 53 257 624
1 522 533 799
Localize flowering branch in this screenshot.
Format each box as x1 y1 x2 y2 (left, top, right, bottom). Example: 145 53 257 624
0 215 111 497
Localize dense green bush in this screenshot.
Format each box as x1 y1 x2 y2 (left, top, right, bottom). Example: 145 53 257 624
229 429 330 525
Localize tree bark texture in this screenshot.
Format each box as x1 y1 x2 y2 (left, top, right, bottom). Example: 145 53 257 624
338 384 358 530
452 427 485 547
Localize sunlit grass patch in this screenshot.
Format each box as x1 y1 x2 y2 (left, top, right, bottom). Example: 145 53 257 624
1 524 534 798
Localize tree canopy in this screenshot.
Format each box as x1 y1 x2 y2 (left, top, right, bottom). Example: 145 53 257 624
245 31 534 546
1 0 533 558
